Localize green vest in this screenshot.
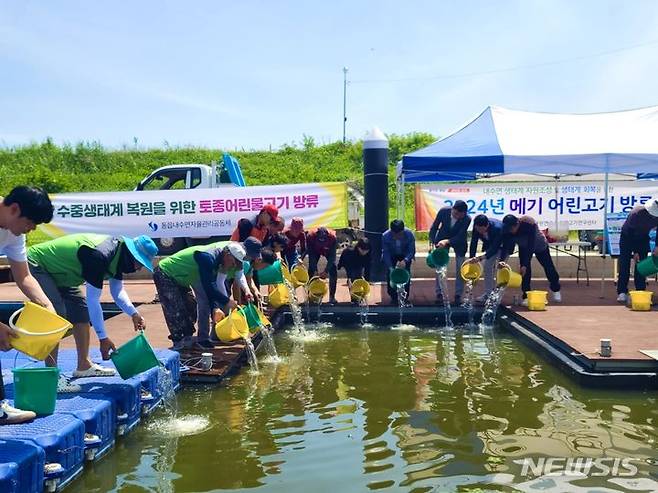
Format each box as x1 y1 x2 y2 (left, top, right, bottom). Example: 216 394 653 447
158 241 243 287
27 233 122 288
158 243 216 287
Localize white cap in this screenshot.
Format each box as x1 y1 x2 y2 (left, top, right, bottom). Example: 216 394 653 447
645 196 658 218
363 127 388 149
226 242 246 261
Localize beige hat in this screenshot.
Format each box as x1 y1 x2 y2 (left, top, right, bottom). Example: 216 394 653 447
226 242 246 261
645 196 658 218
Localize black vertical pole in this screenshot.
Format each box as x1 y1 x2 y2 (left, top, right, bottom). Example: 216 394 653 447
363 128 389 282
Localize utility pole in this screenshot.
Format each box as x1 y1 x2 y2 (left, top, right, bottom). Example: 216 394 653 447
342 67 348 143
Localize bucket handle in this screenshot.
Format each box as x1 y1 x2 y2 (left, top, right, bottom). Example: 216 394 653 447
8 307 71 337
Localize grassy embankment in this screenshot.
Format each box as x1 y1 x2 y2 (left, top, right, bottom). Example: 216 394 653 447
0 133 436 245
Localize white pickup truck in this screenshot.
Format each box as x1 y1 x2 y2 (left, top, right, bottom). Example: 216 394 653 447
134 157 242 254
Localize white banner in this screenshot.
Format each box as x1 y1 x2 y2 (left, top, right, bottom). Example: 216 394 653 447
40 182 348 239
415 181 658 231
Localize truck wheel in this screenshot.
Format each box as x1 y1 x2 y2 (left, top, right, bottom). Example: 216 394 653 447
156 237 187 255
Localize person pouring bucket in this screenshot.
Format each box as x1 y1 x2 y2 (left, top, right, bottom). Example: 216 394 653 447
0 186 56 424
154 238 262 351
338 237 372 304
27 233 158 392
382 219 416 305
466 215 507 303
502 214 562 305
306 227 338 305
428 200 471 305
616 196 658 304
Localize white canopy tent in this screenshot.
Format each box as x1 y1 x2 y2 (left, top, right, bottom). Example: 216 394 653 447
400 105 658 296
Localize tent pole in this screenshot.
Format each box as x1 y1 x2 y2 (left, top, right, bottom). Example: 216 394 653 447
554 175 559 232
600 168 609 298
400 177 405 220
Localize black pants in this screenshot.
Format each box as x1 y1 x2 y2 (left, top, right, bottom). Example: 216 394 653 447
308 253 338 299
522 248 561 296
345 266 364 283
386 254 412 301
617 233 649 294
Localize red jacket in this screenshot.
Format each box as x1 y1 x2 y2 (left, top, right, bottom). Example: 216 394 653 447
306 229 337 257
284 229 307 255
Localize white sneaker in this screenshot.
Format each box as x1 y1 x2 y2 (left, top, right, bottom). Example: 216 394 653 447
73 363 116 378
57 374 82 393
617 293 628 304
552 291 562 303
0 400 36 425
521 298 529 307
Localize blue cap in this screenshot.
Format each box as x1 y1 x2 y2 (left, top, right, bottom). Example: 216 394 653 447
242 236 262 260
122 235 158 272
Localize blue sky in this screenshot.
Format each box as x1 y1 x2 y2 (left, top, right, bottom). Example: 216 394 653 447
2 0 658 150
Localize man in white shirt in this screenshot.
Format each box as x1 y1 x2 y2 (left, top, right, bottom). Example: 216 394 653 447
0 186 56 425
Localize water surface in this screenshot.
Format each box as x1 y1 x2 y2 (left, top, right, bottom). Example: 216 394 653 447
67 326 658 492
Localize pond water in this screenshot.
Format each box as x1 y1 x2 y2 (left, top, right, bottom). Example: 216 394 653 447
68 326 657 492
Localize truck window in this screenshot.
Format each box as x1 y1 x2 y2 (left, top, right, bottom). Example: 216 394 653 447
190 168 202 188
141 169 188 191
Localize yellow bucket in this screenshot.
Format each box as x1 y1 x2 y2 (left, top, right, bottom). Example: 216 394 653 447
460 262 482 282
215 309 250 342
497 266 522 288
307 277 327 303
350 278 370 302
9 302 73 360
268 283 289 308
291 264 310 288
527 290 548 311
629 290 653 311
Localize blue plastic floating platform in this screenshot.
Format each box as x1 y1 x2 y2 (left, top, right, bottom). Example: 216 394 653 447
0 439 45 493
0 414 85 492
74 376 141 436
52 395 115 461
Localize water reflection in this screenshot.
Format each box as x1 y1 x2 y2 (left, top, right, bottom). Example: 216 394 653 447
66 328 658 492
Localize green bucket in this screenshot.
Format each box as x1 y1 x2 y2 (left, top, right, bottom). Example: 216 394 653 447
426 252 436 269
637 255 658 277
110 331 160 380
389 267 410 288
239 303 262 332
429 248 449 268
12 367 59 415
257 260 284 285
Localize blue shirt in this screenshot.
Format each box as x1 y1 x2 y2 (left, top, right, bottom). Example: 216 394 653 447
381 229 416 268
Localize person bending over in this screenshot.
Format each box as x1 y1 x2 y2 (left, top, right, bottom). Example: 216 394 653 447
616 197 658 303
154 238 262 350
428 200 471 305
467 214 506 303
382 220 416 305
502 214 561 304
28 233 158 392
306 227 338 305
0 186 55 423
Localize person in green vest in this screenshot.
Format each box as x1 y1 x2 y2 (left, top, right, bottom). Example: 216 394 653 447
27 233 158 392
154 237 263 350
